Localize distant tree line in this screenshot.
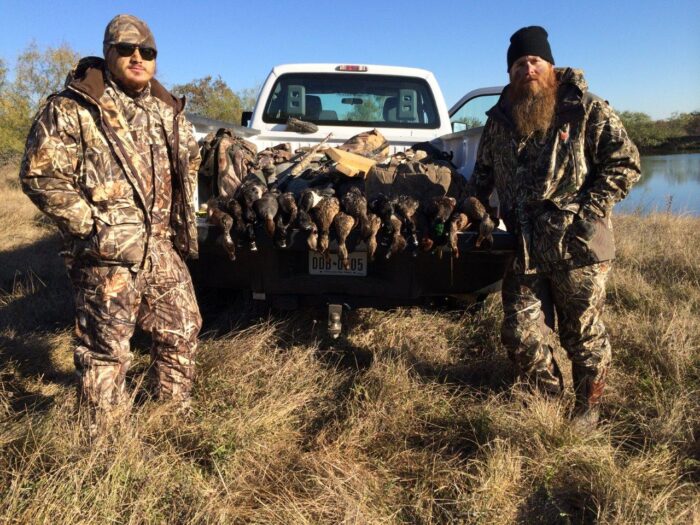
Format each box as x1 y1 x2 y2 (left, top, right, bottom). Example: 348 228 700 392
171 77 257 124
0 42 80 160
0 42 257 161
619 111 700 153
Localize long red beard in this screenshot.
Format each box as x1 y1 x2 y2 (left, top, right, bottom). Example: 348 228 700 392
509 69 558 137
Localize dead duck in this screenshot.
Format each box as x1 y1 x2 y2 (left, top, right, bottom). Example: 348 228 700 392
275 192 298 248
333 212 356 269
395 195 420 252
448 212 470 258
298 187 332 250
253 189 280 240
366 212 382 261
299 187 335 212
236 177 267 251
425 196 457 245
297 208 315 232
237 177 266 222
312 196 341 254
206 197 237 261
460 196 495 248
297 187 332 227
386 214 407 259
414 207 434 252
368 193 401 252
340 186 371 238
368 193 396 235
224 197 246 241
307 225 319 251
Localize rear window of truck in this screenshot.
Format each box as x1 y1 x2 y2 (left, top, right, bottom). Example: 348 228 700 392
262 73 441 129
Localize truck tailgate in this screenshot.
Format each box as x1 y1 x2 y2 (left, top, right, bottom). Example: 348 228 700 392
189 220 516 306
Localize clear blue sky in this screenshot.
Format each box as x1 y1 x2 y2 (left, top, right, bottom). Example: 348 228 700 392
1 0 698 119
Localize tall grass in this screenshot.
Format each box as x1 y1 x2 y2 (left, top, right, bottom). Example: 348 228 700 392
1 160 698 524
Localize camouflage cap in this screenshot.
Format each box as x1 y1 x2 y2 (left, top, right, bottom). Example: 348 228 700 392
103 14 157 56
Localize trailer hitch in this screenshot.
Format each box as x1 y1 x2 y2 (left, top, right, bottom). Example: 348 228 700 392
327 303 350 339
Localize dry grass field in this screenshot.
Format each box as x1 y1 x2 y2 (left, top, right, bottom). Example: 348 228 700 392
1 159 698 524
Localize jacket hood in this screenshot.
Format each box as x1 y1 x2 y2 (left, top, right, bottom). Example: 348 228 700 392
487 67 588 128
557 67 587 94
65 56 184 112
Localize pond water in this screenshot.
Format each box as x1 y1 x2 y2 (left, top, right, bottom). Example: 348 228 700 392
616 153 700 216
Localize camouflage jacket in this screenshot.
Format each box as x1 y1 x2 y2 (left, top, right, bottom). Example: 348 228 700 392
472 68 641 274
20 57 201 266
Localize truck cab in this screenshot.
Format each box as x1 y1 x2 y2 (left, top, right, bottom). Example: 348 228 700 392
244 63 454 152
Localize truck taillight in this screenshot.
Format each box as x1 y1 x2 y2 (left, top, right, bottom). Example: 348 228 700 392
335 65 368 72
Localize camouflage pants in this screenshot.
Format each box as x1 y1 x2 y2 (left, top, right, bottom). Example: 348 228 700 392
69 238 202 411
501 262 612 392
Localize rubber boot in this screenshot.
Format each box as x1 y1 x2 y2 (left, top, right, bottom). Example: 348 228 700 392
571 366 607 430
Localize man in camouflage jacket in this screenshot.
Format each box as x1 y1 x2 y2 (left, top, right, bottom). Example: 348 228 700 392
20 15 202 423
471 26 640 427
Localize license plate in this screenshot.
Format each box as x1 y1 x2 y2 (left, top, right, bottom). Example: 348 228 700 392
309 251 367 276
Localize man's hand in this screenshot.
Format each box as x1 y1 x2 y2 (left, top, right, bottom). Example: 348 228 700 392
567 217 596 242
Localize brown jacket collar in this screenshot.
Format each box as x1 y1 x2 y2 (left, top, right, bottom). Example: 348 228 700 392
66 56 184 113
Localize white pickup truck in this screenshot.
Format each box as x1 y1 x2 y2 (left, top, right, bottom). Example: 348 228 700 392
188 63 513 328
190 64 503 185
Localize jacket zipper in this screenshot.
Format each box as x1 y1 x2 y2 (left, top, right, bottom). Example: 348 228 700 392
170 108 193 257
68 85 153 269
102 118 153 269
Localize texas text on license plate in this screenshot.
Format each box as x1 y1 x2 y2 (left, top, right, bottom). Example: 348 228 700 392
308 251 367 276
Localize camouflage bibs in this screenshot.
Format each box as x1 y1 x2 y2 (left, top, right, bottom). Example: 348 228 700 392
338 129 390 161
199 128 258 198
72 239 201 411
367 150 467 203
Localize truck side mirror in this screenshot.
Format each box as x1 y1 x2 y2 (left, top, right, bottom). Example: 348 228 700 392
241 111 252 127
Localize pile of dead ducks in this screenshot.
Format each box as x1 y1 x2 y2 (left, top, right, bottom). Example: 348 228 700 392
202 129 496 267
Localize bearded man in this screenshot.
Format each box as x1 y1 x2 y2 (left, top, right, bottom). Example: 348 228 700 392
20 14 202 427
471 26 640 427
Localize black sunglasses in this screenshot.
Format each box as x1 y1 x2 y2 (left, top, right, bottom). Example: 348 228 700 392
112 43 157 61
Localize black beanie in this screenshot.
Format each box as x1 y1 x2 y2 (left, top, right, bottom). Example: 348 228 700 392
507 26 554 71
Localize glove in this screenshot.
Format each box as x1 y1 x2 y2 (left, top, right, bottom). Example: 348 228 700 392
567 217 595 242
